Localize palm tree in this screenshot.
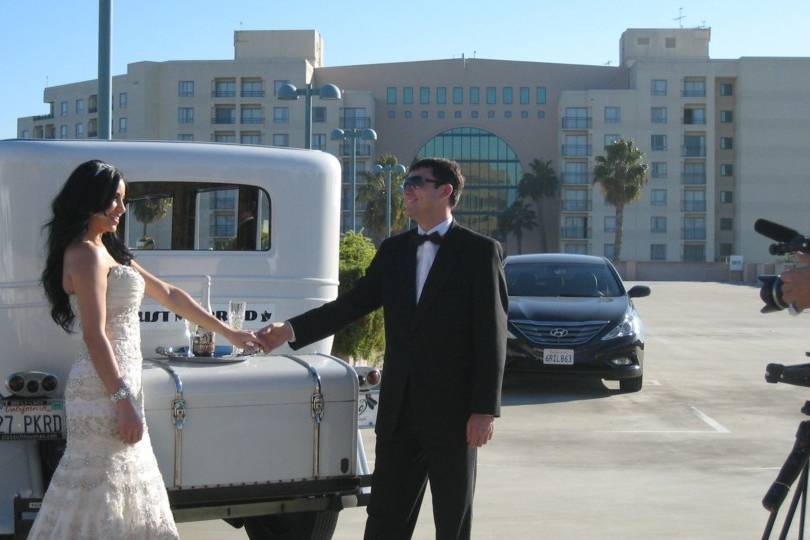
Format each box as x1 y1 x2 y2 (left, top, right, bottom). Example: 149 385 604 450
131 196 172 249
517 159 558 252
357 154 408 244
593 139 648 262
497 199 537 254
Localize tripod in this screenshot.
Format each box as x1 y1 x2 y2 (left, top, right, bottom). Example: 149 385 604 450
762 418 810 539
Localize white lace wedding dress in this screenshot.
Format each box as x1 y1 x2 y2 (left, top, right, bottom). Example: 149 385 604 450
28 265 179 539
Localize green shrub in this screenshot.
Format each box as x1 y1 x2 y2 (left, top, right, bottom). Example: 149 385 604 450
331 231 385 366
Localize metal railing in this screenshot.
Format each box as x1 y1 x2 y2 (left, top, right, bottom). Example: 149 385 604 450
561 144 591 157
211 117 236 125
561 199 592 211
241 90 265 97
561 117 592 129
681 88 706 97
240 117 265 125
681 200 707 212
212 90 236 98
681 145 706 157
340 117 372 129
681 228 707 240
681 172 706 185
560 226 591 239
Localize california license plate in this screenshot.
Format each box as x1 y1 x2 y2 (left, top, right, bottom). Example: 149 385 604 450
0 399 65 440
543 349 574 365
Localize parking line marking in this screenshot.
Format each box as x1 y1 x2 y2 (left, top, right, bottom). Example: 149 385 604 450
691 406 730 433
595 430 721 434
649 379 662 386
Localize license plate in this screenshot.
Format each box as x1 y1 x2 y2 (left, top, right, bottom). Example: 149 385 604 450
0 399 65 440
543 349 574 365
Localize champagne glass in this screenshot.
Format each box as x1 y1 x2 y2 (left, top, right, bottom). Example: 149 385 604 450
183 319 198 357
228 300 247 355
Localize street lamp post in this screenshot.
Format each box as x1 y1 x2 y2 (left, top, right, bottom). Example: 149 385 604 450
372 162 407 237
331 128 378 232
278 82 341 149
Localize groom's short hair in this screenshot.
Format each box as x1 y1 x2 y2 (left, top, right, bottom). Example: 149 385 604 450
409 157 464 208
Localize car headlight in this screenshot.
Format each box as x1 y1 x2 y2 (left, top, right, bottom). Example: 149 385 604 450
601 309 643 341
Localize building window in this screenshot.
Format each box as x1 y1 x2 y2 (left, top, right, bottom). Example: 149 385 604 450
404 110 413 119
665 37 676 48
241 78 263 97
683 244 706 262
682 190 706 212
720 110 734 123
604 106 621 123
519 87 530 105
720 191 733 203
59 124 68 138
438 111 446 119
118 93 127 109
312 107 326 123
504 111 511 119
273 80 290 96
403 87 414 105
436 87 447 105
650 244 667 261
684 107 706 124
240 132 261 145
469 87 480 105
420 111 428 119
651 107 667 124
720 137 734 150
486 87 496 105
453 87 463 105
21 130 29 138
604 216 616 233
60 101 68 116
75 123 84 138
651 216 667 233
720 218 733 231
604 134 621 147
536 87 547 104
488 111 496 118
118 117 127 133
177 134 193 141
651 134 667 151
503 87 513 105
651 189 667 206
682 78 706 97
76 99 85 114
272 134 289 147
214 78 236 98
419 87 430 105
720 164 734 176
178 81 195 97
471 111 479 119
178 107 194 124
273 107 289 124
521 111 529 119
604 244 615 259
537 110 545 119
637 37 650 45
719 243 733 257
651 79 667 96
720 83 734 96
312 133 326 151
387 110 396 119
454 111 462 119
386 87 397 105
213 131 236 143
241 106 263 124
651 162 668 178
564 244 588 255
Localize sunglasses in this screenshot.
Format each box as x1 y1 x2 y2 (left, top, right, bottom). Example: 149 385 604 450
401 175 443 191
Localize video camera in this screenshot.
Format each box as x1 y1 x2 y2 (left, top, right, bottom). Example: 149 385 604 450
755 219 810 313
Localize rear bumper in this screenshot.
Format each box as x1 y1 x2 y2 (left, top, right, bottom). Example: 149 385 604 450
506 336 644 380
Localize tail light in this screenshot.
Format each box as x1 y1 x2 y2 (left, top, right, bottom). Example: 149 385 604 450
5 371 60 398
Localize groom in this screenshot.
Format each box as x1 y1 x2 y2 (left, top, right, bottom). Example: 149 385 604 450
256 157 508 539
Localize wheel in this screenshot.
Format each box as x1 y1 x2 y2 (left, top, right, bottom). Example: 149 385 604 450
620 376 643 392
244 510 339 540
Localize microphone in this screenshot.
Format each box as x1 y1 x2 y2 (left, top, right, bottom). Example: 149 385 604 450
755 219 801 243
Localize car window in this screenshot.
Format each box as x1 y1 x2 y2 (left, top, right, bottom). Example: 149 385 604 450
505 262 624 297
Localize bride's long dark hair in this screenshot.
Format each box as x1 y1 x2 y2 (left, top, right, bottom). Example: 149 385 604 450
42 160 134 332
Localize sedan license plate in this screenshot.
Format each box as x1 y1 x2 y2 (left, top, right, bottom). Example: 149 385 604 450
0 399 65 440
543 349 574 365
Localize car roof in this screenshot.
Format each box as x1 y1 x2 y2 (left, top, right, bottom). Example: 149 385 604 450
504 253 608 265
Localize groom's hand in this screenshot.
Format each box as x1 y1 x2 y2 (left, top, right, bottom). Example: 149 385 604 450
466 413 494 448
256 321 293 352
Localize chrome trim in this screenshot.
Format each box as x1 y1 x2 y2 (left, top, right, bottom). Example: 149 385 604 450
283 355 323 478
147 360 185 488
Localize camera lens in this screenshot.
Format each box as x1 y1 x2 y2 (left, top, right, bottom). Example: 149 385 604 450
759 274 789 313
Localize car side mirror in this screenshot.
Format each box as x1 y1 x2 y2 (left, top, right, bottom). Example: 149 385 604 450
627 285 651 298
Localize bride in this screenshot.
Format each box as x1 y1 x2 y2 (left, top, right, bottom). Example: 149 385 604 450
31 160 257 539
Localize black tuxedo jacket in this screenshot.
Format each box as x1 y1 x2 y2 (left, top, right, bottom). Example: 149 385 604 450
290 222 508 441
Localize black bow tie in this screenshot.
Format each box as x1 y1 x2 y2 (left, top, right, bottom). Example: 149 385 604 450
413 232 443 246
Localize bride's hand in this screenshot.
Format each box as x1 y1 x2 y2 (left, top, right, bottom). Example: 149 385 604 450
224 328 259 351
115 399 144 445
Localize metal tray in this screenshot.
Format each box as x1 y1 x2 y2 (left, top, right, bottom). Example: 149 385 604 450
154 345 256 363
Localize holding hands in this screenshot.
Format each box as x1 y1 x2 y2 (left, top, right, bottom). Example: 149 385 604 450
255 321 294 353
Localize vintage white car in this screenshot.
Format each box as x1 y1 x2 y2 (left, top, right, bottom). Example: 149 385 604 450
0 140 379 539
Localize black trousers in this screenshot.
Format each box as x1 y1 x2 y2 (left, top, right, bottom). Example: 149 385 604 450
364 393 477 540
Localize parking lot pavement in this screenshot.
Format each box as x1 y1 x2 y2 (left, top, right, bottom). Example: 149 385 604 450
180 281 810 539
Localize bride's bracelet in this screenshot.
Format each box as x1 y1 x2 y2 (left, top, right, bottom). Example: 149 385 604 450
110 383 132 402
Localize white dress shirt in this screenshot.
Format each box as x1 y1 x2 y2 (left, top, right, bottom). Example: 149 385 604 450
416 216 453 303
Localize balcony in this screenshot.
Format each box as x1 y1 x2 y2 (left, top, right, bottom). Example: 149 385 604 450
681 228 707 240
681 172 706 185
240 117 265 125
340 117 372 129
561 117 592 129
561 144 591 157
681 145 706 157
681 200 707 212
682 117 706 125
560 226 591 240
32 113 54 121
241 90 265 98
212 90 236 98
211 116 236 125
561 172 590 185
561 199 592 211
681 88 706 97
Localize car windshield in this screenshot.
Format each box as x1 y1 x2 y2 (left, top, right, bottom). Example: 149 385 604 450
505 261 624 298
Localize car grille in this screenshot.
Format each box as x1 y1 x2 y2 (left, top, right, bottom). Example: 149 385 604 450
511 320 610 347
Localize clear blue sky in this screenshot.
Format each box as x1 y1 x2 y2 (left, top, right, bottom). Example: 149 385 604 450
3 0 808 139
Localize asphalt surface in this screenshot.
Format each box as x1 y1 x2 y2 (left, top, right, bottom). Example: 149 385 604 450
179 281 810 539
